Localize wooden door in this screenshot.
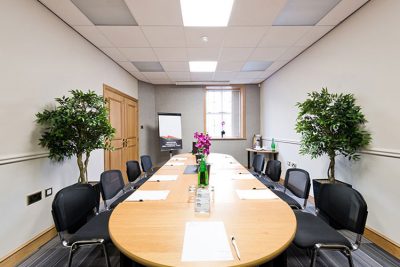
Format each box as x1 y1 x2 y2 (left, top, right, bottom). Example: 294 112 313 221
104 85 138 183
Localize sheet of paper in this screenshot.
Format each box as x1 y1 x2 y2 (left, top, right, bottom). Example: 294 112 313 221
165 162 185 166
236 189 279 200
148 175 178 182
231 173 256 180
126 190 170 201
171 157 187 161
181 221 234 262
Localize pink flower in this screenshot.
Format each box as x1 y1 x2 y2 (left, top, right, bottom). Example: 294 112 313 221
194 131 211 155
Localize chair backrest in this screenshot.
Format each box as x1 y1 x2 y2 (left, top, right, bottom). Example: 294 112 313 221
252 154 265 174
100 170 125 201
318 184 368 234
141 155 153 173
126 160 141 182
284 168 311 199
192 142 198 154
52 183 97 233
265 160 282 182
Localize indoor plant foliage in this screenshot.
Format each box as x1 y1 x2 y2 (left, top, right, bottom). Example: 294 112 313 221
36 90 115 183
295 88 371 183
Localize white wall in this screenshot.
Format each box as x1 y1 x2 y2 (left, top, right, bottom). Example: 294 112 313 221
0 0 138 258
260 0 400 243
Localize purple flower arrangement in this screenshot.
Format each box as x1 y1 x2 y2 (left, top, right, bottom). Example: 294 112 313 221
194 132 211 155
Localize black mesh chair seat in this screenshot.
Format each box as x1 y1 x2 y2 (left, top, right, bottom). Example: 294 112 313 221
294 210 352 249
69 210 112 244
256 176 275 189
273 190 302 209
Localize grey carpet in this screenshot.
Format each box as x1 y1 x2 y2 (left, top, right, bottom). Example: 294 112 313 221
18 177 400 267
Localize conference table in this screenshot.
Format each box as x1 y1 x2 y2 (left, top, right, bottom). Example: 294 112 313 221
109 153 296 267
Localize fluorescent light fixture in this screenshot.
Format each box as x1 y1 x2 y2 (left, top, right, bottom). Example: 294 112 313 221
189 61 217 72
242 61 273 72
72 0 137 26
131 62 164 72
273 0 341 26
180 0 234 26
176 81 230 85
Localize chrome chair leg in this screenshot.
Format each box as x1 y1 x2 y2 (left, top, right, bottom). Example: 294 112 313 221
102 243 111 267
67 245 75 267
310 246 320 267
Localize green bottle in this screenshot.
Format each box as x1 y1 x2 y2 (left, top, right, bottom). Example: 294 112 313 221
198 158 209 187
271 138 276 151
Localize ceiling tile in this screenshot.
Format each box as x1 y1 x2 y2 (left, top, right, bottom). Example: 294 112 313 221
119 48 157 61
166 72 191 81
39 0 93 26
229 0 286 26
130 71 148 81
295 26 334 46
184 27 226 47
267 60 290 72
100 47 127 61
73 26 113 47
213 72 238 81
236 71 264 79
97 26 149 47
141 26 186 47
132 62 164 72
160 61 190 72
125 0 183 25
187 47 221 61
317 0 368 26
142 72 169 80
191 72 214 81
249 47 288 61
117 61 139 72
219 48 254 61
153 48 188 61
223 27 268 47
216 61 245 72
258 26 311 47
278 46 307 61
242 61 273 71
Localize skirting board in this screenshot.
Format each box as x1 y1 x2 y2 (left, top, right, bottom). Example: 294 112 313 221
0 226 57 267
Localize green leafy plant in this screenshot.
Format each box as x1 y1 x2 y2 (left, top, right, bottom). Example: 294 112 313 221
36 90 115 183
295 88 371 183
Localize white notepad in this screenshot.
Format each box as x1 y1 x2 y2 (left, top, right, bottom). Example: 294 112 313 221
236 189 279 200
148 175 178 182
126 190 170 201
231 173 255 180
181 221 234 262
165 162 185 166
171 157 187 161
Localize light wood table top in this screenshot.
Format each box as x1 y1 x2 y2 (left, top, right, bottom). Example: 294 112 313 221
109 153 296 267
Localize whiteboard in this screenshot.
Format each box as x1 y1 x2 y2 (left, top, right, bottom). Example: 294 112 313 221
158 113 183 151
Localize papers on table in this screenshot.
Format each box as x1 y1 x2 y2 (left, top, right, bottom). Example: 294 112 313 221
165 162 185 166
148 175 178 182
231 173 255 180
171 157 187 161
126 190 170 201
181 221 234 262
236 189 279 200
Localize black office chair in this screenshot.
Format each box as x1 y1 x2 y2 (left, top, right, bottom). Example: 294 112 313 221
100 170 133 210
272 168 311 209
260 160 282 189
251 154 265 178
293 184 368 267
140 155 159 177
52 183 111 267
126 160 148 189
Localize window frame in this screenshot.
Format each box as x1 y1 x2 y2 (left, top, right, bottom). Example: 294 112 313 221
203 86 246 140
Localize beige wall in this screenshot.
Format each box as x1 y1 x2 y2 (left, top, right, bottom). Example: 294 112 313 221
260 0 400 243
153 85 260 165
0 0 138 258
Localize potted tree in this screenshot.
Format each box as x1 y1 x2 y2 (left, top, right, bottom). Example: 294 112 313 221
36 90 115 183
295 88 371 207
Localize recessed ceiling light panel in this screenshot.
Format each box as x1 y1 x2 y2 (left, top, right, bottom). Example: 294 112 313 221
242 61 273 72
72 0 137 26
189 61 218 72
273 0 341 26
180 0 234 26
131 62 164 72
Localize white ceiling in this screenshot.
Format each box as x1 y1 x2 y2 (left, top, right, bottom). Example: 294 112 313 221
38 0 368 85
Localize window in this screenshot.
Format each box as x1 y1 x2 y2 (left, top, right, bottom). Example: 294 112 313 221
205 86 245 139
